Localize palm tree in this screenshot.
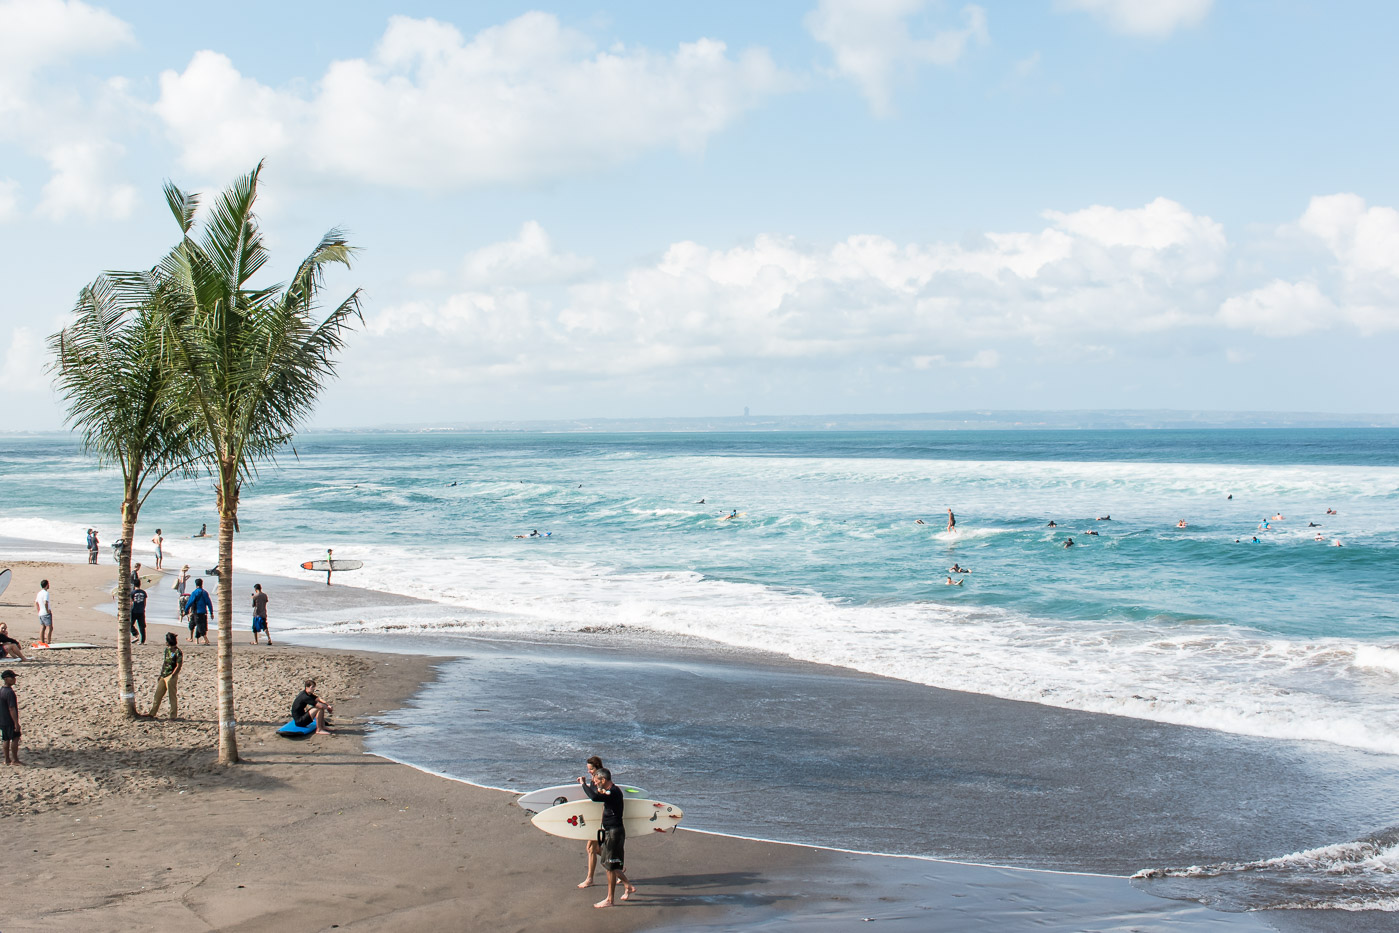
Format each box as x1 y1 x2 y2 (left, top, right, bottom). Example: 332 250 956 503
48 279 202 717
150 162 361 764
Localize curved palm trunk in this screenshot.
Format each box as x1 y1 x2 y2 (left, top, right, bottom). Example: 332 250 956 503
215 464 240 764
115 494 138 718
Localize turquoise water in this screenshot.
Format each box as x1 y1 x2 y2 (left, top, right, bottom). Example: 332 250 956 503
5 428 1399 752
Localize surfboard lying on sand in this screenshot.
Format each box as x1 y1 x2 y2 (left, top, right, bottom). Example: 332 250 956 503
531 798 683 840
0 568 10 597
31 642 100 650
277 719 318 738
300 560 364 572
517 783 646 813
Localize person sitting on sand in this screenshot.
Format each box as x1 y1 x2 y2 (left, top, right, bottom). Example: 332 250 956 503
944 576 963 586
1 669 21 766
148 633 182 719
292 679 333 735
0 624 26 662
579 767 636 908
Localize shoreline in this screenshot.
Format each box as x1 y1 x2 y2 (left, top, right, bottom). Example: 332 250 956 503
0 553 1379 930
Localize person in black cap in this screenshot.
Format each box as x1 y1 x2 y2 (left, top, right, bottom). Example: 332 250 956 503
1 669 21 765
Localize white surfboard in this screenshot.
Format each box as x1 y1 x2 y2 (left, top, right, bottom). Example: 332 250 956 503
301 559 364 572
31 642 100 650
0 568 10 598
517 782 646 813
531 797 683 840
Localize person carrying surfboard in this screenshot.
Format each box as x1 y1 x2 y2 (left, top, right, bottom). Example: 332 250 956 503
578 756 606 889
579 767 636 908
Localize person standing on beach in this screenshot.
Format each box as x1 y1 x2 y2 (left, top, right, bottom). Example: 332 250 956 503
148 633 182 719
130 581 148 644
577 755 607 889
172 565 191 624
324 548 334 586
151 529 164 571
35 579 53 645
946 508 956 533
86 528 98 564
1 669 21 765
579 767 635 908
185 578 213 645
251 583 272 645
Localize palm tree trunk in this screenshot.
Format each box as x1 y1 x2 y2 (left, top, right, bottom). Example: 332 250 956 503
116 494 138 718
215 464 240 764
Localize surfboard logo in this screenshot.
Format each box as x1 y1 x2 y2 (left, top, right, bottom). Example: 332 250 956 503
567 814 586 827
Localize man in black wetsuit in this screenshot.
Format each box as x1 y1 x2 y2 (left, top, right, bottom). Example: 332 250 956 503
291 678 333 734
579 767 635 908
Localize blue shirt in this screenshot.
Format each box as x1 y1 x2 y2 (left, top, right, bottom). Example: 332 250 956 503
186 586 213 616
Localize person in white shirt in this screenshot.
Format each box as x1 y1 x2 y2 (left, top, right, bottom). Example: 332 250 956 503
35 580 53 645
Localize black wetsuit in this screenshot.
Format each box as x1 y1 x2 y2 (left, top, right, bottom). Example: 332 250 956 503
291 690 319 727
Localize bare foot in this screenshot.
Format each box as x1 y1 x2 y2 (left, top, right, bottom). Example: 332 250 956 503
577 879 594 889
315 728 333 735
621 884 635 901
594 899 614 909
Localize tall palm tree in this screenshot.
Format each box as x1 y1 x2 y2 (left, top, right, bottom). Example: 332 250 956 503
48 279 202 717
150 162 361 764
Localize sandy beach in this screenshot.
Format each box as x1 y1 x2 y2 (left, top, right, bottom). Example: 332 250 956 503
0 557 1379 932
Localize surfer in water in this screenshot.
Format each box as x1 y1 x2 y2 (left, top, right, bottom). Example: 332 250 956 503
944 576 963 586
579 767 635 908
194 523 207 538
1063 538 1076 548
946 508 956 533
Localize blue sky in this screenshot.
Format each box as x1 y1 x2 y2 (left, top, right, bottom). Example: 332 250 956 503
3 0 1398 429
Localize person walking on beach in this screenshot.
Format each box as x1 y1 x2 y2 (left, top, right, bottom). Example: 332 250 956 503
147 633 182 719
291 679 333 734
151 529 164 571
130 580 148 644
172 565 191 624
185 578 213 645
1 669 21 765
580 767 635 908
577 755 608 889
251 583 272 645
35 579 53 645
0 624 27 662
946 508 956 533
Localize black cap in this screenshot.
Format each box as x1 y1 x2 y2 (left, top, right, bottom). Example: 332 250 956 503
1 669 16 679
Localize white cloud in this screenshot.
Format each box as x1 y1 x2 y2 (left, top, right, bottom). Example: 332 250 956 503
155 12 789 188
0 326 45 392
0 0 133 101
0 178 19 220
357 200 1230 389
1057 0 1212 37
806 0 987 114
1218 280 1336 337
461 221 593 287
35 140 137 220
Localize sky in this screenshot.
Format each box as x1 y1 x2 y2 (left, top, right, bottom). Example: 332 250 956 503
2 0 1398 430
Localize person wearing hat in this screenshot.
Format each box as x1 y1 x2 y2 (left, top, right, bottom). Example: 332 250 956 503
172 564 191 624
1 669 20 765
148 632 183 719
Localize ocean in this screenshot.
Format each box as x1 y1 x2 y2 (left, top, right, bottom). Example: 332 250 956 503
4 428 1399 915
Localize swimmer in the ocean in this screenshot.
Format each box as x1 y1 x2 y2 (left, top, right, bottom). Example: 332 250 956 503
1046 520 1056 528
1176 520 1187 528
730 510 737 519
698 499 705 504
1084 529 1099 536
1315 533 1325 541
944 576 963 586
1063 538 1076 548
1308 522 1319 527
1097 516 1111 521
529 530 541 537
949 564 969 574
1327 508 1337 515
1332 539 1343 547
1251 537 1260 543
